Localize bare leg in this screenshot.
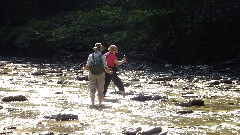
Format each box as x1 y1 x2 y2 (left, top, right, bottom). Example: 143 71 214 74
121 91 125 98
98 95 103 105
90 93 95 106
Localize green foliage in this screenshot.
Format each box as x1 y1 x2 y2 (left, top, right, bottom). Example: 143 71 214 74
1 0 240 63
12 6 173 54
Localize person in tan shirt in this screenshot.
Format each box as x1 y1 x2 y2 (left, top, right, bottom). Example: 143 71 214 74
83 43 112 107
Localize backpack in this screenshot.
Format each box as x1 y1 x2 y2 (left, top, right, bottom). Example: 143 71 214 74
89 53 104 75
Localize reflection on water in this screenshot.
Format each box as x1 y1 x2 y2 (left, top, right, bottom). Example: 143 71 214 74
0 58 240 134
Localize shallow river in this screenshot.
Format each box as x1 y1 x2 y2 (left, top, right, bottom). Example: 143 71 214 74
0 58 240 135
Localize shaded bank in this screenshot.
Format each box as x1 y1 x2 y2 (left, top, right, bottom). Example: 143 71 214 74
1 1 240 64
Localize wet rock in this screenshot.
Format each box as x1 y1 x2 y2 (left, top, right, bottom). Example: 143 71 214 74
152 95 167 101
39 131 54 135
177 110 194 114
142 127 163 135
5 127 17 130
152 77 172 81
56 114 78 121
0 61 7 66
148 81 160 84
31 70 46 76
46 70 62 73
209 80 220 85
0 71 8 74
75 75 88 81
0 126 17 134
44 115 57 119
131 95 152 102
229 88 240 91
54 91 63 94
220 79 232 84
57 80 64 84
0 131 13 134
2 95 28 102
131 95 166 102
134 84 142 87
124 82 131 87
176 100 204 107
190 100 204 106
110 90 134 95
122 127 142 135
175 102 192 107
182 93 199 98
44 114 78 121
181 91 194 95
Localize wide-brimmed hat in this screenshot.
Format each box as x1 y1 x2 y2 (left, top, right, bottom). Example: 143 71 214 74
108 45 118 51
92 43 105 51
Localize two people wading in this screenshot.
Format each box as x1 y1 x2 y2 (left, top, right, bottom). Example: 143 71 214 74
83 43 126 106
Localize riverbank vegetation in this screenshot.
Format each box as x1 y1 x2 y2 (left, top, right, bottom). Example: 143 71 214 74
1 0 240 64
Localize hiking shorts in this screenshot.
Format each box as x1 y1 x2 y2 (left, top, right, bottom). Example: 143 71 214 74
89 72 105 97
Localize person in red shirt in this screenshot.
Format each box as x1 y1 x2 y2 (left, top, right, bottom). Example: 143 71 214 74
104 45 127 97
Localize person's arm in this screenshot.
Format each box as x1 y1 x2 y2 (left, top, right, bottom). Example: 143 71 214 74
114 56 127 66
102 53 113 74
104 67 113 74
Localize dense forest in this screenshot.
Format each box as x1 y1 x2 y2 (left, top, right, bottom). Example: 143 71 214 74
0 0 240 64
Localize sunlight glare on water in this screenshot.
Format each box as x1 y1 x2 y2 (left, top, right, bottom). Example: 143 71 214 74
1 60 240 134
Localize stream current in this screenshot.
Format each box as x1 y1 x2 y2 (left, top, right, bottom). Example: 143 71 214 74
0 58 240 134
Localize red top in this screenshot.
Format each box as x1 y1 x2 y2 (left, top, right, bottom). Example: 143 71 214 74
105 52 117 67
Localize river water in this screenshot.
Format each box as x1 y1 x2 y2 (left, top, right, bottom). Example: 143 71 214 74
0 58 240 135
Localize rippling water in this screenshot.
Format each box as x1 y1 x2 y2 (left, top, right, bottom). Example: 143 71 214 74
0 58 240 134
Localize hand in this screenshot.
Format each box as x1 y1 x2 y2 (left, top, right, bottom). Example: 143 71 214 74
105 67 113 74
108 68 113 74
108 70 113 74
122 57 127 63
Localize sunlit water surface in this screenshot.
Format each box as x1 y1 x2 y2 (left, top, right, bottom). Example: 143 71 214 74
0 59 240 134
